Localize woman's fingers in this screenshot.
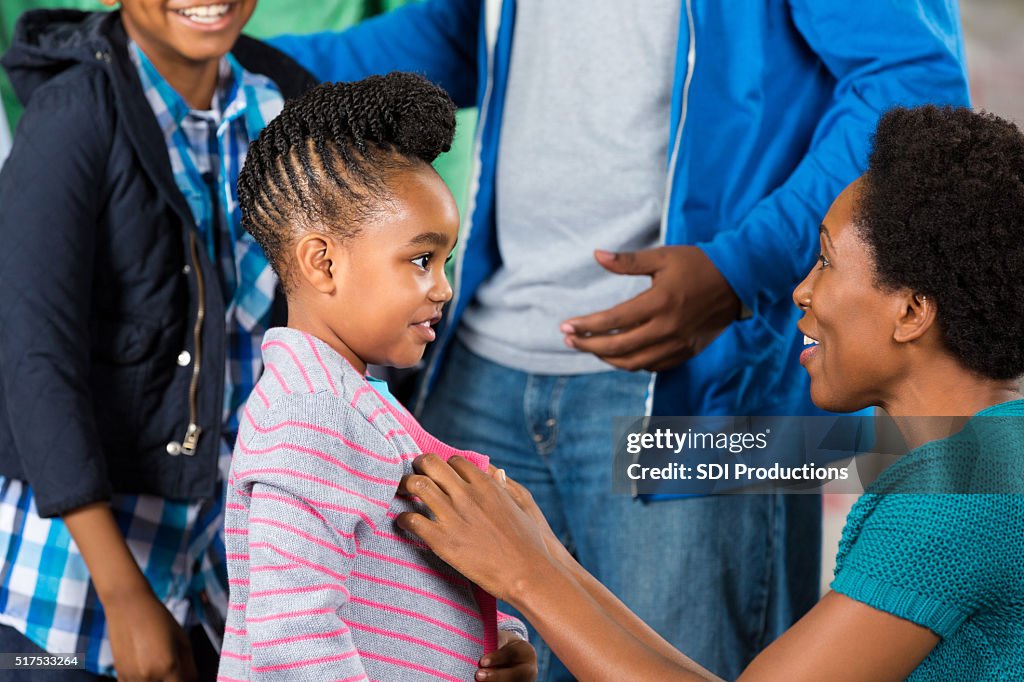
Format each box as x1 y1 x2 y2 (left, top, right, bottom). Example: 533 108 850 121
447 454 493 486
398 470 458 524
395 510 444 546
410 453 470 498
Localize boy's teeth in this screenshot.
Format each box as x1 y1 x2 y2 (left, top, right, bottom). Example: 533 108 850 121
178 4 231 22
803 335 819 346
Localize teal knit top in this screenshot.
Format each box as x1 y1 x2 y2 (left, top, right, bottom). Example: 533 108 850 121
831 399 1024 680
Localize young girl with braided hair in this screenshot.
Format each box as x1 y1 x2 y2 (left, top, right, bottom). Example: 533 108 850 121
218 73 535 682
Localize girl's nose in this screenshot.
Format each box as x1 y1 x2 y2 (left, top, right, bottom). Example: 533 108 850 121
431 269 453 303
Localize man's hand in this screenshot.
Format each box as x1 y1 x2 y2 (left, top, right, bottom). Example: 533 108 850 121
561 246 742 372
105 588 197 682
476 630 538 681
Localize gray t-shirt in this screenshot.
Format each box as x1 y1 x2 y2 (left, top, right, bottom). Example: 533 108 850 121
458 0 680 374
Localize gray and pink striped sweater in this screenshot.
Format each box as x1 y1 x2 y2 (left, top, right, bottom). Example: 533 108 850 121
218 327 526 682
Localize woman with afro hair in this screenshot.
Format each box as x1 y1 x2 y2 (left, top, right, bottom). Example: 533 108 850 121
394 105 1024 681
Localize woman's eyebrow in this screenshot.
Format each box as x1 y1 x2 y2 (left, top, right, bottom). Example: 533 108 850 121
405 231 451 248
819 224 836 252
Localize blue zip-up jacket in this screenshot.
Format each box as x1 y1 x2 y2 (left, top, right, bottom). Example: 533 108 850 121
272 0 969 418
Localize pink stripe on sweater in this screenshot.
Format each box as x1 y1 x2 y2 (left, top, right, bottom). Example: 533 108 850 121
373 529 429 550
250 541 348 581
350 572 480 620
262 339 316 393
250 562 301 573
237 439 399 488
250 490 341 530
216 675 248 682
348 621 477 665
357 548 460 585
349 384 371 407
252 490 376 531
303 331 340 396
381 428 408 440
246 607 334 624
252 626 349 649
237 466 390 510
349 596 484 645
249 516 356 558
249 582 349 599
254 383 270 408
365 406 388 422
265 362 291 394
250 650 358 673
219 650 252 661
360 651 464 682
243 405 404 465
224 626 247 636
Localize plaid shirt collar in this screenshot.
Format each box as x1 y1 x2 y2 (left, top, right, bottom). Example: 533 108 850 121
131 43 255 141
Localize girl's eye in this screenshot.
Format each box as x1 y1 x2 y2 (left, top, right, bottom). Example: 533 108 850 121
818 254 831 270
412 254 432 270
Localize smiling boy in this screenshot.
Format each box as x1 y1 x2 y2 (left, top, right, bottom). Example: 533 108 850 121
0 1 313 678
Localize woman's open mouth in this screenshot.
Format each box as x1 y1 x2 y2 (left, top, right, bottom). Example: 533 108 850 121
799 334 820 365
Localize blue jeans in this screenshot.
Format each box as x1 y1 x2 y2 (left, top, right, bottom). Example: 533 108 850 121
420 339 821 681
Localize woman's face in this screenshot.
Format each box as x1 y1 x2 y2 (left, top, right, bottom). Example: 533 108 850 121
793 180 909 413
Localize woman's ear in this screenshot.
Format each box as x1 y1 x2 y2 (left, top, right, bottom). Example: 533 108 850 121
294 233 338 294
893 292 936 344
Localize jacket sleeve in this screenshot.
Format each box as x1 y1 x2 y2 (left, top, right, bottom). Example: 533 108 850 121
697 0 970 316
267 0 480 108
236 392 405 679
0 75 113 517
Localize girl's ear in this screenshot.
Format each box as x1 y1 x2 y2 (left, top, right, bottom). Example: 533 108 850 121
893 292 936 344
294 233 338 294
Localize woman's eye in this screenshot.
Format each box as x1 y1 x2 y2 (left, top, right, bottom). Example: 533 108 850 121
818 254 831 270
412 254 432 269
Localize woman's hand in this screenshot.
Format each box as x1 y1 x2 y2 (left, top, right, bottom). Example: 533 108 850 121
487 465 575 568
397 454 561 604
476 630 538 681
105 587 197 682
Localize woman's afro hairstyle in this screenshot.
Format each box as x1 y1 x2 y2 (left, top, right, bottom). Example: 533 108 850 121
237 72 457 289
855 105 1024 381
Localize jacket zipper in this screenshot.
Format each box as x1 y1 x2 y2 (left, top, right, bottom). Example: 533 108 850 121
636 0 696 496
181 231 205 455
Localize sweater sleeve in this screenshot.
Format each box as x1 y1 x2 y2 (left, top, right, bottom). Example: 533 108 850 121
234 391 406 679
0 73 113 517
830 494 1007 639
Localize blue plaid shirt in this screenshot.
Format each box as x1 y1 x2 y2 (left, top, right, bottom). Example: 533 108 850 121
0 45 282 676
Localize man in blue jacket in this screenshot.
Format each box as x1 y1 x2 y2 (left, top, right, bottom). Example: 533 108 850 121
272 2 969 679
